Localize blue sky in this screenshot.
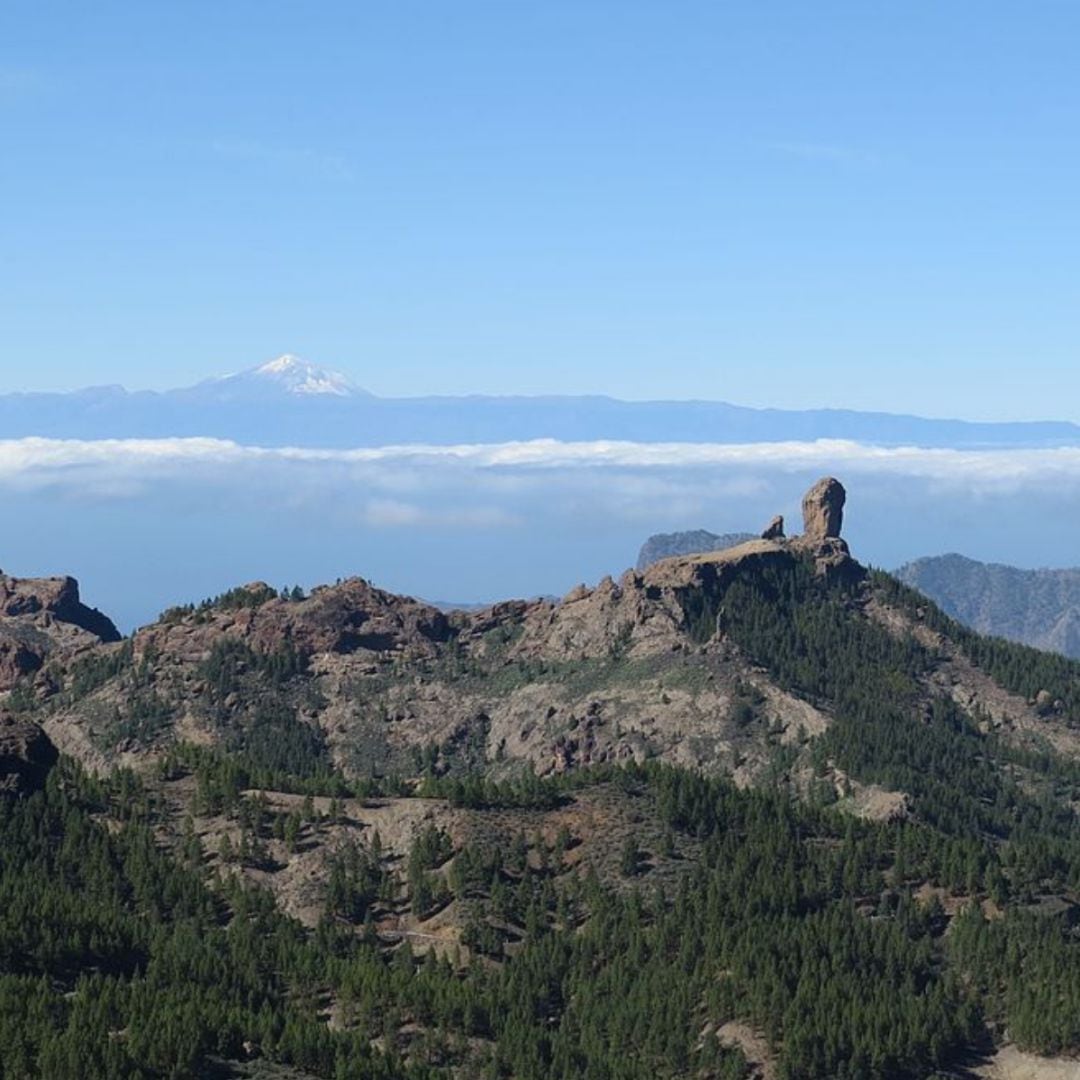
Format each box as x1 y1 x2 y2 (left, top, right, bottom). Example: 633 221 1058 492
3 2 1080 418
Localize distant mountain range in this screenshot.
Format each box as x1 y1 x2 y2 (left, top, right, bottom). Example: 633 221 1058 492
894 554 1080 659
3 355 1080 449
635 530 756 571
638 530 1080 660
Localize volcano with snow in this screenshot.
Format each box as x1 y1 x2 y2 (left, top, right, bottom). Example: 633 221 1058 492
190 355 365 401
1 354 1079 450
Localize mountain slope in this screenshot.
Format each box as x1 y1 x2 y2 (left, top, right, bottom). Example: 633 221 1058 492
896 553 1080 659
15 479 1080 803
187 355 368 401
6 478 1080 1077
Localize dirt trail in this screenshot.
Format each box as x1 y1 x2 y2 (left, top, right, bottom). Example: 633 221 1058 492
975 1046 1080 1080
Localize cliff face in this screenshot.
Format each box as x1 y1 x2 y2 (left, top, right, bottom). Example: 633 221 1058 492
0 572 120 691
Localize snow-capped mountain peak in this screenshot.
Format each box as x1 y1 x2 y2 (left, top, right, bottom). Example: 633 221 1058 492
250 355 357 397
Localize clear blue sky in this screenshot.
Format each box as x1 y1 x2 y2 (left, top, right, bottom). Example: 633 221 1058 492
3 2 1079 419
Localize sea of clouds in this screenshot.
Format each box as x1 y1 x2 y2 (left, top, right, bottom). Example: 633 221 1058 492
1 436 1074 629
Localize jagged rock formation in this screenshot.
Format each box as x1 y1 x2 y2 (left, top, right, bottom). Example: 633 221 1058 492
0 572 121 691
761 515 785 540
3 472 1079 906
0 714 58 795
636 478 850 577
635 531 756 571
11 479 867 785
642 478 858 586
896 553 1080 659
787 477 856 581
146 578 451 662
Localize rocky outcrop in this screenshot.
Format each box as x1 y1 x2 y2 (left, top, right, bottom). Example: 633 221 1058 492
645 479 860 589
0 572 121 691
800 477 846 541
761 515 785 540
0 630 49 687
638 480 851 580
787 478 860 582
0 573 120 642
139 577 452 663
33 477 869 785
0 714 58 795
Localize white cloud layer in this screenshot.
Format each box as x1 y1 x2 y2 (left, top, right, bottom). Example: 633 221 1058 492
4 435 1080 497
7 437 1080 629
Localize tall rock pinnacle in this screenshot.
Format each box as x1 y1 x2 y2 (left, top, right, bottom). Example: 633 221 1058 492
801 477 846 541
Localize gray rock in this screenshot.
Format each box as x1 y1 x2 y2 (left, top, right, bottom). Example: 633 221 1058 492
761 515 785 540
801 477 846 541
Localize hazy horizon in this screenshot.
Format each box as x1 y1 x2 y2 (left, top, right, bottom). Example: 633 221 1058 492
2 354 1079 427
6 4 1080 420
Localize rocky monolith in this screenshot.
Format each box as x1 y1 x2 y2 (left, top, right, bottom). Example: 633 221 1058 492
801 477 846 541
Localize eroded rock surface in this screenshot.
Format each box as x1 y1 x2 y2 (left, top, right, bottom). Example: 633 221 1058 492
761 515 785 540
0 571 121 690
0 713 58 795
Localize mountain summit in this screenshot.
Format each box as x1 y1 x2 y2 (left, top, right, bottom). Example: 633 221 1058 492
250 355 359 396
193 354 365 401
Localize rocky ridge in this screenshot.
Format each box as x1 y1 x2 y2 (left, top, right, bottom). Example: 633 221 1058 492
0 479 854 788
2 476 1073 810
0 571 120 692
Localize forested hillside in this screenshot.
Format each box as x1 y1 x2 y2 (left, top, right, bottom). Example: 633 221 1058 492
4 480 1080 1077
